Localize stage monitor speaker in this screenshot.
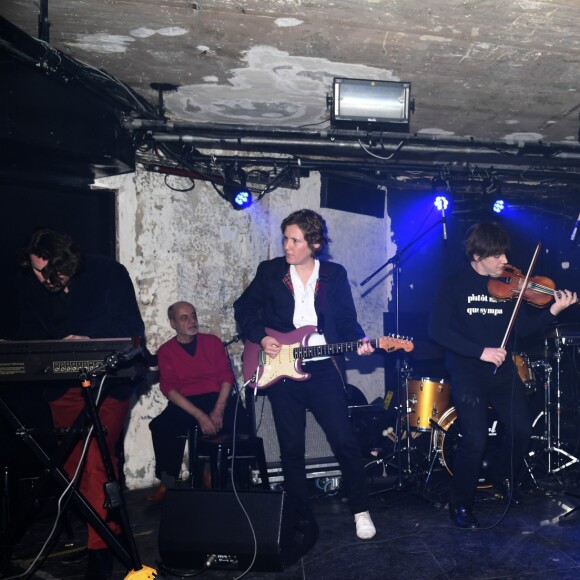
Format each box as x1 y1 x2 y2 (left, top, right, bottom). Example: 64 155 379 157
252 395 336 468
158 489 318 572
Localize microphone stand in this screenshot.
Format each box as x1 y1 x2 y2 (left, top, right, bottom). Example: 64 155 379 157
361 218 444 491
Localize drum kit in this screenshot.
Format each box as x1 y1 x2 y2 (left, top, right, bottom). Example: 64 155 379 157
385 324 580 494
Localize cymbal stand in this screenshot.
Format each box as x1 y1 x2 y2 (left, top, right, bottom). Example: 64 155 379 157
422 419 446 488
549 343 580 472
529 349 579 476
395 359 414 487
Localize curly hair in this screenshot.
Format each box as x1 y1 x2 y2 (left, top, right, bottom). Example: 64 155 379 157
20 229 83 285
280 209 331 257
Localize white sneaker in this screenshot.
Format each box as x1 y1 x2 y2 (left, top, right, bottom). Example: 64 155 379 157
354 510 376 540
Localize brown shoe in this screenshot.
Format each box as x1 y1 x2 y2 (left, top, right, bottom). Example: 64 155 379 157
146 483 167 502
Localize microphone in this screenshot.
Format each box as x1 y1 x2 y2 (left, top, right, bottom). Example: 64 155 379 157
571 211 580 242
441 206 447 241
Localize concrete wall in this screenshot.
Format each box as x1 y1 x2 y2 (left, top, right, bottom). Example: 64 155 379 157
96 169 394 489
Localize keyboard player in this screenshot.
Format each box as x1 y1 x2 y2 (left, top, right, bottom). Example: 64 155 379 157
15 228 145 580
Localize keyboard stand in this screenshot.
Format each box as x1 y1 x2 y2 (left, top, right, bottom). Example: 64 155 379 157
0 373 156 579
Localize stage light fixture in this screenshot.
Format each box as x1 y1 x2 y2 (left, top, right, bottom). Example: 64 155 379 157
224 183 252 210
231 187 252 210
434 195 449 211
328 78 414 131
492 199 506 214
224 167 252 210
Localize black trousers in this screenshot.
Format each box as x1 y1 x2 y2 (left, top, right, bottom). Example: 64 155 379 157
449 363 532 507
149 392 222 480
267 358 369 515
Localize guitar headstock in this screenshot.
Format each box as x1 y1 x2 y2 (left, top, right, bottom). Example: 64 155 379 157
377 335 414 353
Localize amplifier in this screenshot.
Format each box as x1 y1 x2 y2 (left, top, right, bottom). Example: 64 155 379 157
249 395 389 483
251 394 339 481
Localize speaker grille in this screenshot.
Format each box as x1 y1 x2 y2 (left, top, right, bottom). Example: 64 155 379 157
252 394 337 469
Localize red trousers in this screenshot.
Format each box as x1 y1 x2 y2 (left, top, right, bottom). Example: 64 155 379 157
49 388 129 550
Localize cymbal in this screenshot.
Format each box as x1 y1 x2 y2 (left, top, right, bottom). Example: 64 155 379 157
545 322 580 339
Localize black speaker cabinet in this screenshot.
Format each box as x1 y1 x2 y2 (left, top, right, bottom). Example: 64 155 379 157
158 489 318 572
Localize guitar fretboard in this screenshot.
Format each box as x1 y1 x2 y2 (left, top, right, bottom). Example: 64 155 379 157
255 334 411 366
294 337 398 360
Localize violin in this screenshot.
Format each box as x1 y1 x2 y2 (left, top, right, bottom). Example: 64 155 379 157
487 264 557 308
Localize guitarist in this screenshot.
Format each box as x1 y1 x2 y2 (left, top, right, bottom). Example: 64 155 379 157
233 209 376 541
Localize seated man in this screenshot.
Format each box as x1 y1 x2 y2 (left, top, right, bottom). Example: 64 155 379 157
148 301 234 500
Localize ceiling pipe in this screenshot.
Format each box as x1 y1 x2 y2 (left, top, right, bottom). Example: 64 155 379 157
126 118 580 156
144 133 580 171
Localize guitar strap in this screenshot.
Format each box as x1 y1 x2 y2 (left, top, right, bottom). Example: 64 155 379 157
317 262 348 386
315 261 329 334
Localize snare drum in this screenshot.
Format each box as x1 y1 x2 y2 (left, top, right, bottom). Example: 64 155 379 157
406 377 451 432
433 406 501 488
512 353 535 392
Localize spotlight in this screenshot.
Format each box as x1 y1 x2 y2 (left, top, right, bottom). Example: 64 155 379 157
433 195 449 242
492 199 506 214
224 167 252 210
434 195 449 211
231 187 252 210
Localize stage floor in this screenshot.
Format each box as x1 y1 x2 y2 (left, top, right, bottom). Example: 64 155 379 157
4 462 580 580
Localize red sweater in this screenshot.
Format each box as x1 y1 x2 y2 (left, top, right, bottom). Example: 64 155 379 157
157 334 234 397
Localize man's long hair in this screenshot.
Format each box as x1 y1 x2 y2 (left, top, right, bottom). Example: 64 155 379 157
20 229 83 285
280 209 331 257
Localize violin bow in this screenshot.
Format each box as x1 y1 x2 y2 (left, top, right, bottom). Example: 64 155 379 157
494 242 542 374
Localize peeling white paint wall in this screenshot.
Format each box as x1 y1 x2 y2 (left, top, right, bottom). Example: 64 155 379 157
97 169 393 489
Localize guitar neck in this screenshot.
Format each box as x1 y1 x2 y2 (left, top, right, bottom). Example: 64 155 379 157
294 338 376 360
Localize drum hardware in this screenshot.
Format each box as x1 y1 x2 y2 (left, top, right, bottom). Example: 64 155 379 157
392 358 414 484
513 353 536 395
422 418 447 487
372 374 454 493
373 360 431 488
427 406 501 489
361 224 441 491
527 355 580 477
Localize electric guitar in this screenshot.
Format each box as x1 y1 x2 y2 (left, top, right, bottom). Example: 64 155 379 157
242 325 414 390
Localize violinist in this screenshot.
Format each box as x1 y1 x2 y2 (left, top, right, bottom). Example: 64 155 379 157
429 222 577 529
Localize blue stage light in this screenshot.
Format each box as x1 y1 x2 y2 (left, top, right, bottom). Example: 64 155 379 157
434 195 449 211
232 188 252 210
492 199 506 214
